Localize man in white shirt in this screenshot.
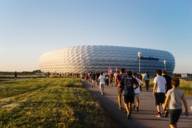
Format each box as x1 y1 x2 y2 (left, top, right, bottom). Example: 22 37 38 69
153 69 166 117
98 72 105 95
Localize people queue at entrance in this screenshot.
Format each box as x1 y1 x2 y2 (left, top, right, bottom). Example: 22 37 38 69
85 69 189 128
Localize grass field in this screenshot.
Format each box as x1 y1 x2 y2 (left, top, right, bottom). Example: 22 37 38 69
0 78 113 128
180 79 192 96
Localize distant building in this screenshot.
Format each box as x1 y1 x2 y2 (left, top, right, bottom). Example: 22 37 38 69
39 45 175 75
181 73 192 80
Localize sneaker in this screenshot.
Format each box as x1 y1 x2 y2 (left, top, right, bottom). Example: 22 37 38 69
164 111 168 118
133 105 136 110
136 107 139 112
127 113 132 119
155 112 161 118
119 106 122 110
126 113 129 118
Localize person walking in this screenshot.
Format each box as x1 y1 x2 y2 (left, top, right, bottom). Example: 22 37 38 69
162 70 172 117
133 73 143 112
98 72 106 95
162 70 172 92
114 70 123 110
14 71 17 79
163 77 188 128
109 73 114 87
91 72 96 88
105 74 109 86
143 72 150 91
121 69 136 119
153 69 166 118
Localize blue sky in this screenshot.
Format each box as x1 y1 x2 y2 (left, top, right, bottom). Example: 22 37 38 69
0 0 192 73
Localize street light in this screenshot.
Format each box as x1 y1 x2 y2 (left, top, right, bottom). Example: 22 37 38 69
137 51 142 73
163 59 167 70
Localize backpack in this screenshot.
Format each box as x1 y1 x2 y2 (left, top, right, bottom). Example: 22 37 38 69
120 74 127 89
121 75 135 96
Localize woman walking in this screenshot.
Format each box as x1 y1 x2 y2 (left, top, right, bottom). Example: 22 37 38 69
133 73 143 112
114 70 123 110
98 72 106 95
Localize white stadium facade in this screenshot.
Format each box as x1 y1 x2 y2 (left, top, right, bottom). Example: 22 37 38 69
39 45 175 75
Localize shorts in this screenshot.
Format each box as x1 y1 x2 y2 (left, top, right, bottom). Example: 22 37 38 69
99 83 105 88
169 109 182 125
124 93 134 103
155 93 165 105
135 93 140 99
117 87 123 96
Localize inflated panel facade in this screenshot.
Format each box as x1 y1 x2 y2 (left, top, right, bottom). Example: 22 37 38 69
39 45 175 75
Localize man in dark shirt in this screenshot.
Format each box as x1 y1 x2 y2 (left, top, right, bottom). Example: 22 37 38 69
121 69 137 119
162 70 172 92
162 70 172 117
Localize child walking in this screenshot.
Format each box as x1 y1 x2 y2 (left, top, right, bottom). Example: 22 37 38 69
163 77 188 128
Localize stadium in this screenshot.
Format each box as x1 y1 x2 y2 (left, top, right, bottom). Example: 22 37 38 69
39 45 175 75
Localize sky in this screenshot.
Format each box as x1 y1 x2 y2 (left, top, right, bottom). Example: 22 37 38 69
0 0 192 73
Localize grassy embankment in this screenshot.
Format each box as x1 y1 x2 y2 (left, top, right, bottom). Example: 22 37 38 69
180 79 192 96
0 78 112 128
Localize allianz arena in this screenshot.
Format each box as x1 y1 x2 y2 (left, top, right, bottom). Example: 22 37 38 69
39 45 175 75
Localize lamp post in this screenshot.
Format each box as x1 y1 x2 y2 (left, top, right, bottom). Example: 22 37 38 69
138 52 142 73
163 59 167 70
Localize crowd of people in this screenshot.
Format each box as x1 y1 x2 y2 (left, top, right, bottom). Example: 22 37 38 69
85 69 189 128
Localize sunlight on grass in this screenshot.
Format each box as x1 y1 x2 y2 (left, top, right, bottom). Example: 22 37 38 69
0 78 109 128
180 79 192 96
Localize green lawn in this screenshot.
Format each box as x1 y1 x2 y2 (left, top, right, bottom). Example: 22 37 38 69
180 79 192 96
0 78 112 128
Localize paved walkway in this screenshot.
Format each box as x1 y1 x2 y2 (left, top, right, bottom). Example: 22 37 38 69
85 82 192 128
